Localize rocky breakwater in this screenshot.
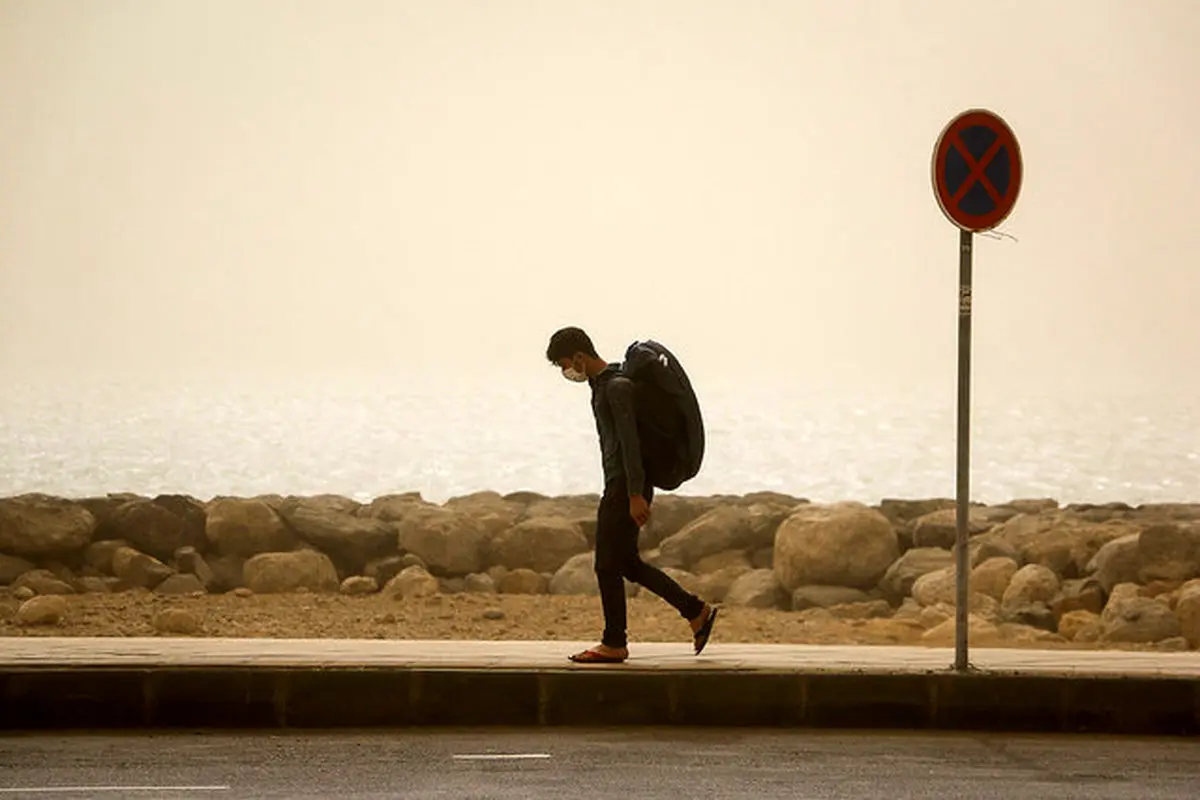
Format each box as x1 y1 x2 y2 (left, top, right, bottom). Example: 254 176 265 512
2 490 1199 650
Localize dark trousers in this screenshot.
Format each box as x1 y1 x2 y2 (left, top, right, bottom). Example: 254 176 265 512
594 477 706 649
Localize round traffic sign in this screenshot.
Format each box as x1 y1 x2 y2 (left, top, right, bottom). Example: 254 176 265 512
932 109 1022 232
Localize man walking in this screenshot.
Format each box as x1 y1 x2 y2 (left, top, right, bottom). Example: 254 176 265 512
546 326 718 664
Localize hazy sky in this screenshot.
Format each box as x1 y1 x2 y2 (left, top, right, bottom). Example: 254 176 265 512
1 0 1197 399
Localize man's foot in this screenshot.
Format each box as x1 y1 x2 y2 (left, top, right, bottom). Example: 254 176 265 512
569 644 629 664
690 604 720 655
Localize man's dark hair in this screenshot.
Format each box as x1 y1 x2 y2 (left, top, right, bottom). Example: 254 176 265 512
546 326 598 363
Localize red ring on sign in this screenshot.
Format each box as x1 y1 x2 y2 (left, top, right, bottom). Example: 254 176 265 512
932 109 1023 233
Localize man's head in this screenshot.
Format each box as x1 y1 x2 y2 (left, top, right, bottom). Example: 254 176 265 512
546 326 603 383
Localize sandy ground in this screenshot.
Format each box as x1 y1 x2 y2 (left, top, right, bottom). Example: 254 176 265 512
0 589 1169 652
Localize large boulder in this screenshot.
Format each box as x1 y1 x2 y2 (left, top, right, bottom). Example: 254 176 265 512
1086 533 1142 593
108 496 207 562
724 569 787 609
773 503 899 591
1003 498 1060 515
443 490 515 513
639 495 723 550
1001 564 1061 610
12 569 76 596
520 495 598 524
1101 583 1181 644
280 500 395 573
243 549 339 594
205 499 296 558
1028 524 1136 579
658 503 790 570
970 557 1019 601
364 555 409 586
1137 523 1200 584
464 573 497 594
502 490 548 505
84 540 129 575
498 568 548 595
954 532 1021 570
968 592 1004 623
744 502 797 551
0 553 35 585
280 494 361 516
1050 578 1106 619
383 565 439 599
443 491 524 537
878 548 954 603
174 546 216 590
694 565 751 603
111 546 175 590
550 552 600 596
992 512 1134 577
244 493 286 511
395 506 489 577
910 508 994 550
488 518 588 573
1133 503 1200 522
206 554 246 593
739 491 808 506
657 506 755 569
358 493 430 523
1058 610 1102 642
16 595 68 626
1003 602 1057 632
693 549 754 575
0 495 96 558
1176 580 1200 648
912 584 1007 620
876 498 956 527
911 567 957 608
519 495 599 545
77 493 144 540
791 585 870 611
1065 502 1134 523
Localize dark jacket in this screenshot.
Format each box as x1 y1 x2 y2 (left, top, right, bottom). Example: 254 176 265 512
589 364 646 497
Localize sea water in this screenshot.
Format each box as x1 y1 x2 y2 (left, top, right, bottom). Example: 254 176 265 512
1 374 1197 505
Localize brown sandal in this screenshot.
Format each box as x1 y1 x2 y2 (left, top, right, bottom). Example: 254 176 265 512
569 648 627 664
693 605 720 655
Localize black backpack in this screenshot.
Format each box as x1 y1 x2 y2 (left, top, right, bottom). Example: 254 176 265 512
620 339 705 491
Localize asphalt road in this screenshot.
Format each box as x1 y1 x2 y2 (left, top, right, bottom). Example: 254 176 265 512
0 728 1197 799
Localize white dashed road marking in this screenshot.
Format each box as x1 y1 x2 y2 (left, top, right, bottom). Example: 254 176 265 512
452 753 552 761
0 787 230 794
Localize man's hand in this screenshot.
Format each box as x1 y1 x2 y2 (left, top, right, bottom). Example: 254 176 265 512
629 494 651 528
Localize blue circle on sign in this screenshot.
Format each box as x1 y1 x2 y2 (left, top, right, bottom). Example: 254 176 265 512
943 125 1012 216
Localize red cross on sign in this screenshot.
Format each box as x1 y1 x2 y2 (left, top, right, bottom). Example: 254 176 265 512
932 109 1023 232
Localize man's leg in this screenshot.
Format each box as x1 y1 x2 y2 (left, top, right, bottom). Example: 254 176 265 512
581 477 718 660
592 479 634 651
619 543 706 624
602 481 706 624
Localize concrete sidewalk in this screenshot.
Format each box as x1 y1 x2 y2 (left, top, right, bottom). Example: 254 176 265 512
2 638 1198 734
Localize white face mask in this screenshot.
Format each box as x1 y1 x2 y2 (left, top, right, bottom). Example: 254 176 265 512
562 357 588 383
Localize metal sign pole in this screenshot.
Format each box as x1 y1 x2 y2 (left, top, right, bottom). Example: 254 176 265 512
932 108 1020 673
954 228 973 672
